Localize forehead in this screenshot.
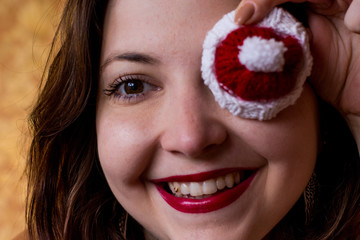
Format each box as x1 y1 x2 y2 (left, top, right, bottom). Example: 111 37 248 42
101 0 240 63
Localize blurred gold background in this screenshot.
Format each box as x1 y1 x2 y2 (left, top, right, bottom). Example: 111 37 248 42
0 0 62 238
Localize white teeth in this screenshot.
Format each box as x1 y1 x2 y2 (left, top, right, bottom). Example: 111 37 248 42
216 177 226 190
235 172 241 184
167 172 243 197
225 173 234 188
203 179 217 195
180 183 190 195
169 182 181 195
190 182 203 196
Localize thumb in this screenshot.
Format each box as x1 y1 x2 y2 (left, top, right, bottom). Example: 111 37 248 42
344 0 360 33
234 0 302 25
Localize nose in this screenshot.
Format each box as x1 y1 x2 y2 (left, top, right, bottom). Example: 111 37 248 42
159 84 228 158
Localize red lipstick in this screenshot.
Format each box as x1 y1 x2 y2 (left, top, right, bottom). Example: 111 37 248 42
153 169 257 213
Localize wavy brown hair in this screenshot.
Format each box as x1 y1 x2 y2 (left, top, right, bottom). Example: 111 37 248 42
26 0 359 239
26 0 125 239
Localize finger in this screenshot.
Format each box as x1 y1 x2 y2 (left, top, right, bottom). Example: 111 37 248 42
235 0 304 25
344 0 360 33
234 1 256 25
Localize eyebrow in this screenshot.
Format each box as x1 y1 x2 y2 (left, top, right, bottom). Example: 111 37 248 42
100 52 160 72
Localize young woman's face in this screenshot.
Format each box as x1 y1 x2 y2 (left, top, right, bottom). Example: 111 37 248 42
97 0 319 239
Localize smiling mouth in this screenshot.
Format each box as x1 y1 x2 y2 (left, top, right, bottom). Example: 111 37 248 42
165 170 253 199
153 168 257 213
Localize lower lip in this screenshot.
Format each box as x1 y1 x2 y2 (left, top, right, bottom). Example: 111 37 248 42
155 172 256 213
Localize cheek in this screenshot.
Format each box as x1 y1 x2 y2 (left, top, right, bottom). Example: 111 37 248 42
243 86 319 169
96 104 154 185
258 117 318 194
234 87 319 231
234 86 319 207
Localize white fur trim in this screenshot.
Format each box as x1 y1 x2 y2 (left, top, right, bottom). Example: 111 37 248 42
239 37 287 72
201 8 313 120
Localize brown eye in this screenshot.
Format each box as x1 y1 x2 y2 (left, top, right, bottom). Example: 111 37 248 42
104 75 160 104
111 77 160 101
123 80 144 94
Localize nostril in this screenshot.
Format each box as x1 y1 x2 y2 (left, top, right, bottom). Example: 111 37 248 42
204 144 217 151
160 122 228 158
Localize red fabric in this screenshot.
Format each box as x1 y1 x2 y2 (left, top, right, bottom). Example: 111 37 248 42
214 27 303 101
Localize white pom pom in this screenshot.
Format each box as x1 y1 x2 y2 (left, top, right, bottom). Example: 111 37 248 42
238 36 287 72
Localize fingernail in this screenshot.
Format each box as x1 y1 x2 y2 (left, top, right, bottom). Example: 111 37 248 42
235 2 255 25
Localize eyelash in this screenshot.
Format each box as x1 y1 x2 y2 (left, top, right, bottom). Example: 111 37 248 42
104 75 159 103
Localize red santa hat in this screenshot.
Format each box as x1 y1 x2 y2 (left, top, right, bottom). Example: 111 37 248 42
201 7 312 120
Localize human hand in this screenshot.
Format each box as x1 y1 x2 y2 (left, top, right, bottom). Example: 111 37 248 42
234 0 360 33
234 0 360 145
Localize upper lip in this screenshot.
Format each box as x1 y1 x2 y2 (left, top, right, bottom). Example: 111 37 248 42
151 167 257 183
